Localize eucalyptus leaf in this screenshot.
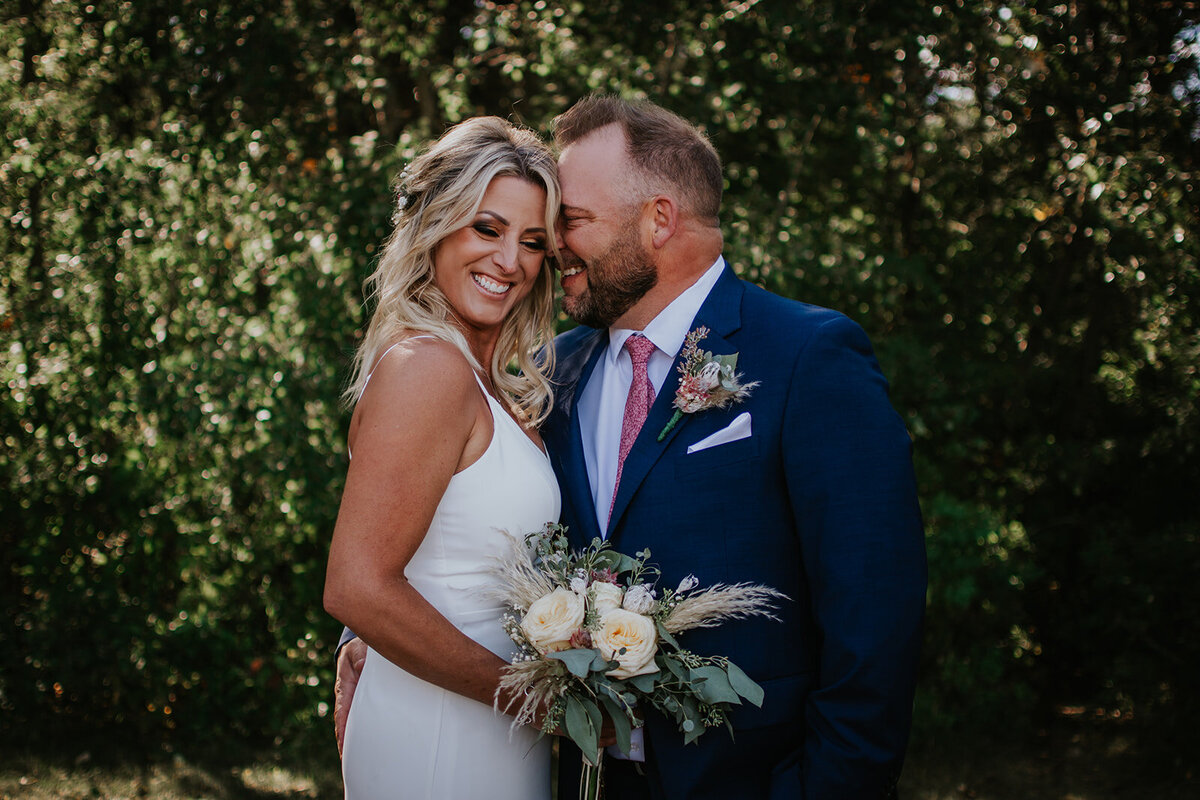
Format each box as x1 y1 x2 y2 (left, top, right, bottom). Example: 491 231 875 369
724 660 764 707
549 648 603 678
691 665 741 705
627 672 658 693
612 552 642 573
655 621 680 650
680 695 700 724
590 651 618 673
594 681 621 703
564 694 598 758
664 655 689 682
599 694 633 756
584 695 604 741
592 550 620 570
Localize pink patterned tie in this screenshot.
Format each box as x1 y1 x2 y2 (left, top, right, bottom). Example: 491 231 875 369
611 334 657 517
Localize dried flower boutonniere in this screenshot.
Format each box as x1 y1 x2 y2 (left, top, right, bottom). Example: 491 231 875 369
657 326 759 441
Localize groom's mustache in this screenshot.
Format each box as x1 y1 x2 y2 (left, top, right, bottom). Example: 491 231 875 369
557 251 586 272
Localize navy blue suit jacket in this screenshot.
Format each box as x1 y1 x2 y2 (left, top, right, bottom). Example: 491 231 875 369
542 264 926 799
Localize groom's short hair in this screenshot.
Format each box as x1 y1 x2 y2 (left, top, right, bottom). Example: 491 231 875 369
552 95 723 222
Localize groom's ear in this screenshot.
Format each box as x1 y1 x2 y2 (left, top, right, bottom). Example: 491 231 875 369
647 195 678 249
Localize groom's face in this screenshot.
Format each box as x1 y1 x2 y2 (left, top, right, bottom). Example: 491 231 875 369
556 125 658 329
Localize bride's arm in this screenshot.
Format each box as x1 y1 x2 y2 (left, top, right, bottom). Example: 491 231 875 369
323 340 517 710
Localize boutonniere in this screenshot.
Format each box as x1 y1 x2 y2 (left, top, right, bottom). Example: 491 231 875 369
657 326 759 441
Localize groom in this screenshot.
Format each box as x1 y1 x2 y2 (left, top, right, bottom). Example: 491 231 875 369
543 96 925 799
337 96 926 799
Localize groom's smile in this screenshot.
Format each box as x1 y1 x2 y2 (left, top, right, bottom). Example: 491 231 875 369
555 125 659 328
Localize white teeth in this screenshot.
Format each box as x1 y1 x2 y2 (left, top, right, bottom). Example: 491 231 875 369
473 273 510 295
561 265 583 278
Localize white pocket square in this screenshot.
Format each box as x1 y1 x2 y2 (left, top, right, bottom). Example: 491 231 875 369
686 412 752 454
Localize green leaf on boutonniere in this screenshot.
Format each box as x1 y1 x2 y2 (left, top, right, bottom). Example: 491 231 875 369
711 353 740 389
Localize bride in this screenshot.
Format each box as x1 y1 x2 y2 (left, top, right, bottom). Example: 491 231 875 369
324 117 560 799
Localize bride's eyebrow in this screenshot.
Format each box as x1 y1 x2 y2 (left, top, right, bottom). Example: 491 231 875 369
476 210 546 235
476 210 510 226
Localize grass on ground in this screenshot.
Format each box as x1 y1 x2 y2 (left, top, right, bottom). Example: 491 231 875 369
1 713 1193 799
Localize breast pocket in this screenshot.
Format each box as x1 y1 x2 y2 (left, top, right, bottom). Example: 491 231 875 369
674 435 761 478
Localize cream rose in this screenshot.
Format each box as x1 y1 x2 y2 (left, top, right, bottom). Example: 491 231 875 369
521 588 586 654
590 581 624 615
595 609 660 678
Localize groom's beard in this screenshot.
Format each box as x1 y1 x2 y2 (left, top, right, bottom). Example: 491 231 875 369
564 226 657 329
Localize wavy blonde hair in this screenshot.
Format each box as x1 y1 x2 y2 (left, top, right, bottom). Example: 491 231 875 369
344 117 559 425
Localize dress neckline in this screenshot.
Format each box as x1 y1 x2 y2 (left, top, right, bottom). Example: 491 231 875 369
471 372 549 459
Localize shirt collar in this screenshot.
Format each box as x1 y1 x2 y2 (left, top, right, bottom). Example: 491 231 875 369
606 256 726 364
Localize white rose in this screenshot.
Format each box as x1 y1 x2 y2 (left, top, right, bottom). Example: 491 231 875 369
590 581 624 615
521 588 586 654
622 584 658 615
595 609 660 679
570 575 588 595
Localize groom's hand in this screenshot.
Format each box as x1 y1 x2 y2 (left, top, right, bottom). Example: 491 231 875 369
334 637 368 756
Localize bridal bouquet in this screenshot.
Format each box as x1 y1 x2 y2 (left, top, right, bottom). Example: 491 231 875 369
492 523 785 799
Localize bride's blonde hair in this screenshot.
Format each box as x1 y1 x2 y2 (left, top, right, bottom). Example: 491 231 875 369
344 117 559 424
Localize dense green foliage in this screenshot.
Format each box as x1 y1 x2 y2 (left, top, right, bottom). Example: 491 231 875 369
3 0 1197 768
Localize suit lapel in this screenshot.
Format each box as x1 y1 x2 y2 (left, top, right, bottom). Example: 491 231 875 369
554 329 608 548
606 266 746 540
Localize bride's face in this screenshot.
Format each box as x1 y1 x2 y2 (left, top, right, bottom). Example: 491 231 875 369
433 176 549 338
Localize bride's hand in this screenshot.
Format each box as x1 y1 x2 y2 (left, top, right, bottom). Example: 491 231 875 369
334 638 369 756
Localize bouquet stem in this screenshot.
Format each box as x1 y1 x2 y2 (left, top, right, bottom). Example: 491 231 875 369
579 749 604 800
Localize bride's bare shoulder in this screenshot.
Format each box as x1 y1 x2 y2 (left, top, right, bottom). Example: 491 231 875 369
356 336 478 420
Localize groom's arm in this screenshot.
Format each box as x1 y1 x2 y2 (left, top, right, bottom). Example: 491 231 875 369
782 313 927 799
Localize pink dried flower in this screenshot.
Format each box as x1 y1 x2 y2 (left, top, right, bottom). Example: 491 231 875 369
590 568 619 585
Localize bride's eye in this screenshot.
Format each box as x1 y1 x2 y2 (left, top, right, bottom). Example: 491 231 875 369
473 223 500 238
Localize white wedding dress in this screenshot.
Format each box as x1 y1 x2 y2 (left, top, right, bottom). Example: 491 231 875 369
341 356 559 800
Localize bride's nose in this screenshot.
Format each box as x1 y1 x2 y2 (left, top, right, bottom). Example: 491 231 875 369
493 239 519 273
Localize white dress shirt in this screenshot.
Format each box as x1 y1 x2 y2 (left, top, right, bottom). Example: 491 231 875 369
578 257 726 533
